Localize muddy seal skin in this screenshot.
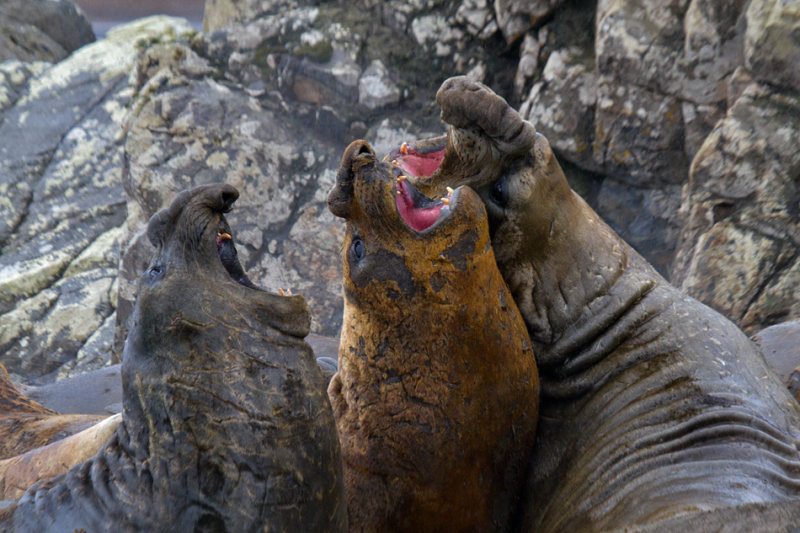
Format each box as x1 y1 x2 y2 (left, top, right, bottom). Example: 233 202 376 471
327 141 539 532
394 77 800 532
1 184 347 533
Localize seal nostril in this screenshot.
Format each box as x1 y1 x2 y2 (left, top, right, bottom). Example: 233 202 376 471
357 143 373 156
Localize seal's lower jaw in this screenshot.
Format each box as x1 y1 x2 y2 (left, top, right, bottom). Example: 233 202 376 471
395 179 456 233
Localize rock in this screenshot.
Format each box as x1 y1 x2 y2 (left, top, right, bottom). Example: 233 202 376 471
3 0 799 387
753 320 800 403
672 83 800 333
358 59 401 109
521 46 598 171
494 0 562 44
0 0 95 63
0 16 196 384
745 0 800 92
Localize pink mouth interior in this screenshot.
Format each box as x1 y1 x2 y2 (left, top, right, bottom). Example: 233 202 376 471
396 180 443 232
395 148 445 178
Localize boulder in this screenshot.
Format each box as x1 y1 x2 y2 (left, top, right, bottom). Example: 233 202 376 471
0 17 196 384
0 0 95 63
672 83 800 333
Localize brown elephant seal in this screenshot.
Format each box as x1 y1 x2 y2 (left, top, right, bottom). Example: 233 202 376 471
0 363 119 502
1 184 347 532
327 140 539 532
393 76 800 531
0 413 121 501
0 363 110 460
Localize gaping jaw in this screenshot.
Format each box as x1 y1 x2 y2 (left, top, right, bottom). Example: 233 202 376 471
389 138 446 180
215 219 258 290
389 142 456 234
394 176 456 233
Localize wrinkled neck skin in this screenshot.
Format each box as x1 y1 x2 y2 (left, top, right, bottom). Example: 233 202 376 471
511 181 800 531
500 193 645 380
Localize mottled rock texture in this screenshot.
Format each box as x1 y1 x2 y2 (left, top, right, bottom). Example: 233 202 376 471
2 0 798 381
516 0 799 333
0 0 94 63
0 16 195 384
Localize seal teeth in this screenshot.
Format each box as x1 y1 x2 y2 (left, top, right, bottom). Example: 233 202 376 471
278 288 293 296
446 186 454 195
441 197 450 205
396 175 407 182
399 142 409 155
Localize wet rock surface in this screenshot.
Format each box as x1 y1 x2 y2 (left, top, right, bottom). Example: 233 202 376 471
1 0 798 382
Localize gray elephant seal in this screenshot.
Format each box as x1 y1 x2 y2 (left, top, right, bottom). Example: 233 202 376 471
1 184 347 532
394 76 800 531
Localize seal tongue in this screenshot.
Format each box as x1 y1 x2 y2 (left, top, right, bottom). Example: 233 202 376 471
396 180 443 232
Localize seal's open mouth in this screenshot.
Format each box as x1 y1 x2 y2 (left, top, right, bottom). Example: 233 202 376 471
389 139 453 232
395 178 454 233
390 140 445 179
216 224 258 290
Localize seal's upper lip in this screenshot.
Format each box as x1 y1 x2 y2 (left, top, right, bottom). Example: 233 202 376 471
395 179 456 233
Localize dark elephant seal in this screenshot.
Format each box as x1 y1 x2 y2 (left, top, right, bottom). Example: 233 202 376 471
394 76 800 531
327 140 539 532
1 184 347 532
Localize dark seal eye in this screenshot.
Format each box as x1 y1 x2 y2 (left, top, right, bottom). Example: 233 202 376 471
350 238 365 262
490 174 509 207
148 265 163 281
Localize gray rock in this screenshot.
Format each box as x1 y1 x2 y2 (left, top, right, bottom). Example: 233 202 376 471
359 59 401 109
672 82 800 334
745 0 800 92
494 0 562 44
0 16 196 384
0 0 95 63
753 320 800 403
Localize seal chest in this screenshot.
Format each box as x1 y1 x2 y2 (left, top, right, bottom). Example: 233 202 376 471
328 140 539 532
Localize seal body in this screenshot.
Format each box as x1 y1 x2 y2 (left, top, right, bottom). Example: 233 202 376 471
397 76 800 531
0 363 113 500
1 184 347 532
0 365 108 460
327 141 539 532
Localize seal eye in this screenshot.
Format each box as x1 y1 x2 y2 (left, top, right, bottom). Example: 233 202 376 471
148 265 163 281
350 238 365 262
490 174 509 207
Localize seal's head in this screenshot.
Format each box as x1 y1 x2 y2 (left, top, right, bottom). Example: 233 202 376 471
327 139 496 314
328 141 539 532
390 76 625 346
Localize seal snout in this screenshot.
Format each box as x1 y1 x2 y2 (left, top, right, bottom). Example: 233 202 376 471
328 139 375 219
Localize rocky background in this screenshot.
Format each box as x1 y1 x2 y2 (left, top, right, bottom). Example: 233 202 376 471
0 0 797 384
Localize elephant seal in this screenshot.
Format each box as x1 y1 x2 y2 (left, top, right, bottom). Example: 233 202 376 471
1 184 347 532
0 364 119 502
0 363 110 460
327 140 539 532
395 76 800 531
